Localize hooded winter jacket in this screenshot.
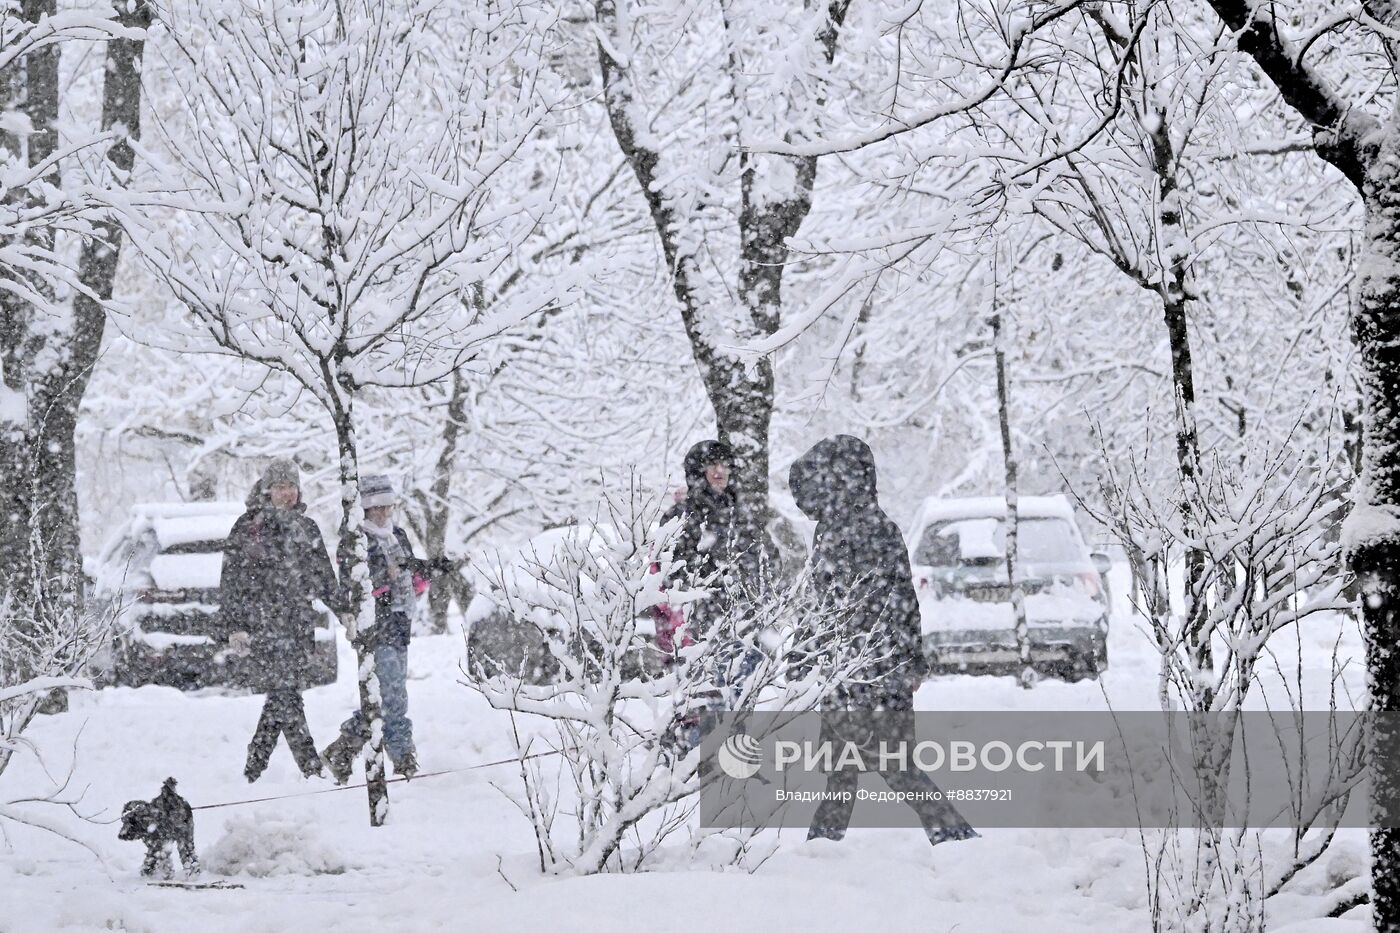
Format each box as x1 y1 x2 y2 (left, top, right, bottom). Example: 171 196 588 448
788 435 926 708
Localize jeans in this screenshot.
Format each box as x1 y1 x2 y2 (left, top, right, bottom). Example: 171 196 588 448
337 643 415 762
671 642 766 752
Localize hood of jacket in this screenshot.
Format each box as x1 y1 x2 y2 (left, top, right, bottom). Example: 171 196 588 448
682 439 736 498
789 434 879 523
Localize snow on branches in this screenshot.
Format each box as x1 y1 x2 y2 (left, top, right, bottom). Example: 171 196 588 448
123 0 570 399
115 0 575 826
463 484 873 874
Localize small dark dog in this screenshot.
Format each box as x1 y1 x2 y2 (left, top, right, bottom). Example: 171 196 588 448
118 777 199 879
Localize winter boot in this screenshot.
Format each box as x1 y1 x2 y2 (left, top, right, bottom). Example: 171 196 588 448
322 736 356 786
393 750 418 781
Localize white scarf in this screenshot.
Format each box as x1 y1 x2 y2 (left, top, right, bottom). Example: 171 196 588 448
364 520 415 615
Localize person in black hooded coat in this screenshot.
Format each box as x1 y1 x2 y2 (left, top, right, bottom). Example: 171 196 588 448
789 434 925 709
789 435 977 846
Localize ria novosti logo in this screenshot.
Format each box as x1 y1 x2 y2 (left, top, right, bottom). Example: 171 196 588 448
717 732 764 780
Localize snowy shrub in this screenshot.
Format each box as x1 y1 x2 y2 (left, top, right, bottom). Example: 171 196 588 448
464 485 872 875
203 813 351 878
1090 432 1360 931
0 562 120 849
1093 434 1352 716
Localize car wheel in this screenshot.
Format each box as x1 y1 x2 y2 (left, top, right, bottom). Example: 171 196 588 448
466 613 557 684
1063 650 1100 683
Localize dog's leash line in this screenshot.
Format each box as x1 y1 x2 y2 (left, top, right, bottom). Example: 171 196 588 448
191 749 566 811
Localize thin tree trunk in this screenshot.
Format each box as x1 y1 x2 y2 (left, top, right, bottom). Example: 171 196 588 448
991 295 1031 688
422 370 468 633
329 391 390 827
1148 109 1212 711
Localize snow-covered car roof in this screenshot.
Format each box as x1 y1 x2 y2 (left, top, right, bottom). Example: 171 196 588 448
913 494 1078 528
148 552 224 590
469 523 616 592
92 502 244 596
130 502 244 551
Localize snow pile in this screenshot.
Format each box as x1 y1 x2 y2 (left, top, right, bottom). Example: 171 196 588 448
148 552 223 590
203 813 351 877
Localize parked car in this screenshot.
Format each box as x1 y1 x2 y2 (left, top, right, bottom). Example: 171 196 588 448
89 502 338 690
907 495 1111 681
463 523 659 684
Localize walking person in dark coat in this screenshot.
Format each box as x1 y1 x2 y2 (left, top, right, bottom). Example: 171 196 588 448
322 475 447 784
789 435 977 846
222 459 342 782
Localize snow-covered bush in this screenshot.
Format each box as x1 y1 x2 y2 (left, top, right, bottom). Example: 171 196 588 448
1090 432 1360 930
464 485 871 875
1094 435 1352 717
0 566 119 848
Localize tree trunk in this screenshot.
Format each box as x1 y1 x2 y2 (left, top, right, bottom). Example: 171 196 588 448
991 302 1032 688
0 0 62 630
1148 111 1213 711
329 389 390 827
46 0 148 615
0 0 148 695
593 0 851 569
1351 130 1400 927
421 371 467 633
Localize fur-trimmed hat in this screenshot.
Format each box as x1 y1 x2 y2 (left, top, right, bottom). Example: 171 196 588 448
247 458 302 506
360 474 398 509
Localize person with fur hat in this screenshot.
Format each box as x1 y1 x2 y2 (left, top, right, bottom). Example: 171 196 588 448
222 458 342 782
322 474 449 784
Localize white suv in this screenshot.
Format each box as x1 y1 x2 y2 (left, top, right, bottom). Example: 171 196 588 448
907 495 1111 681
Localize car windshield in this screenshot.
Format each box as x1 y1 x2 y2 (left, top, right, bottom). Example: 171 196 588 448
914 517 1083 568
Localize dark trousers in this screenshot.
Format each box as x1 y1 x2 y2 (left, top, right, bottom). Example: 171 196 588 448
246 689 321 779
807 711 978 848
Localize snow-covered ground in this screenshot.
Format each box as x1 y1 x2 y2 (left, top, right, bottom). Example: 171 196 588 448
2 565 1372 932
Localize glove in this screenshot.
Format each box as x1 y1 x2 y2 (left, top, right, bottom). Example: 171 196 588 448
427 556 455 576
